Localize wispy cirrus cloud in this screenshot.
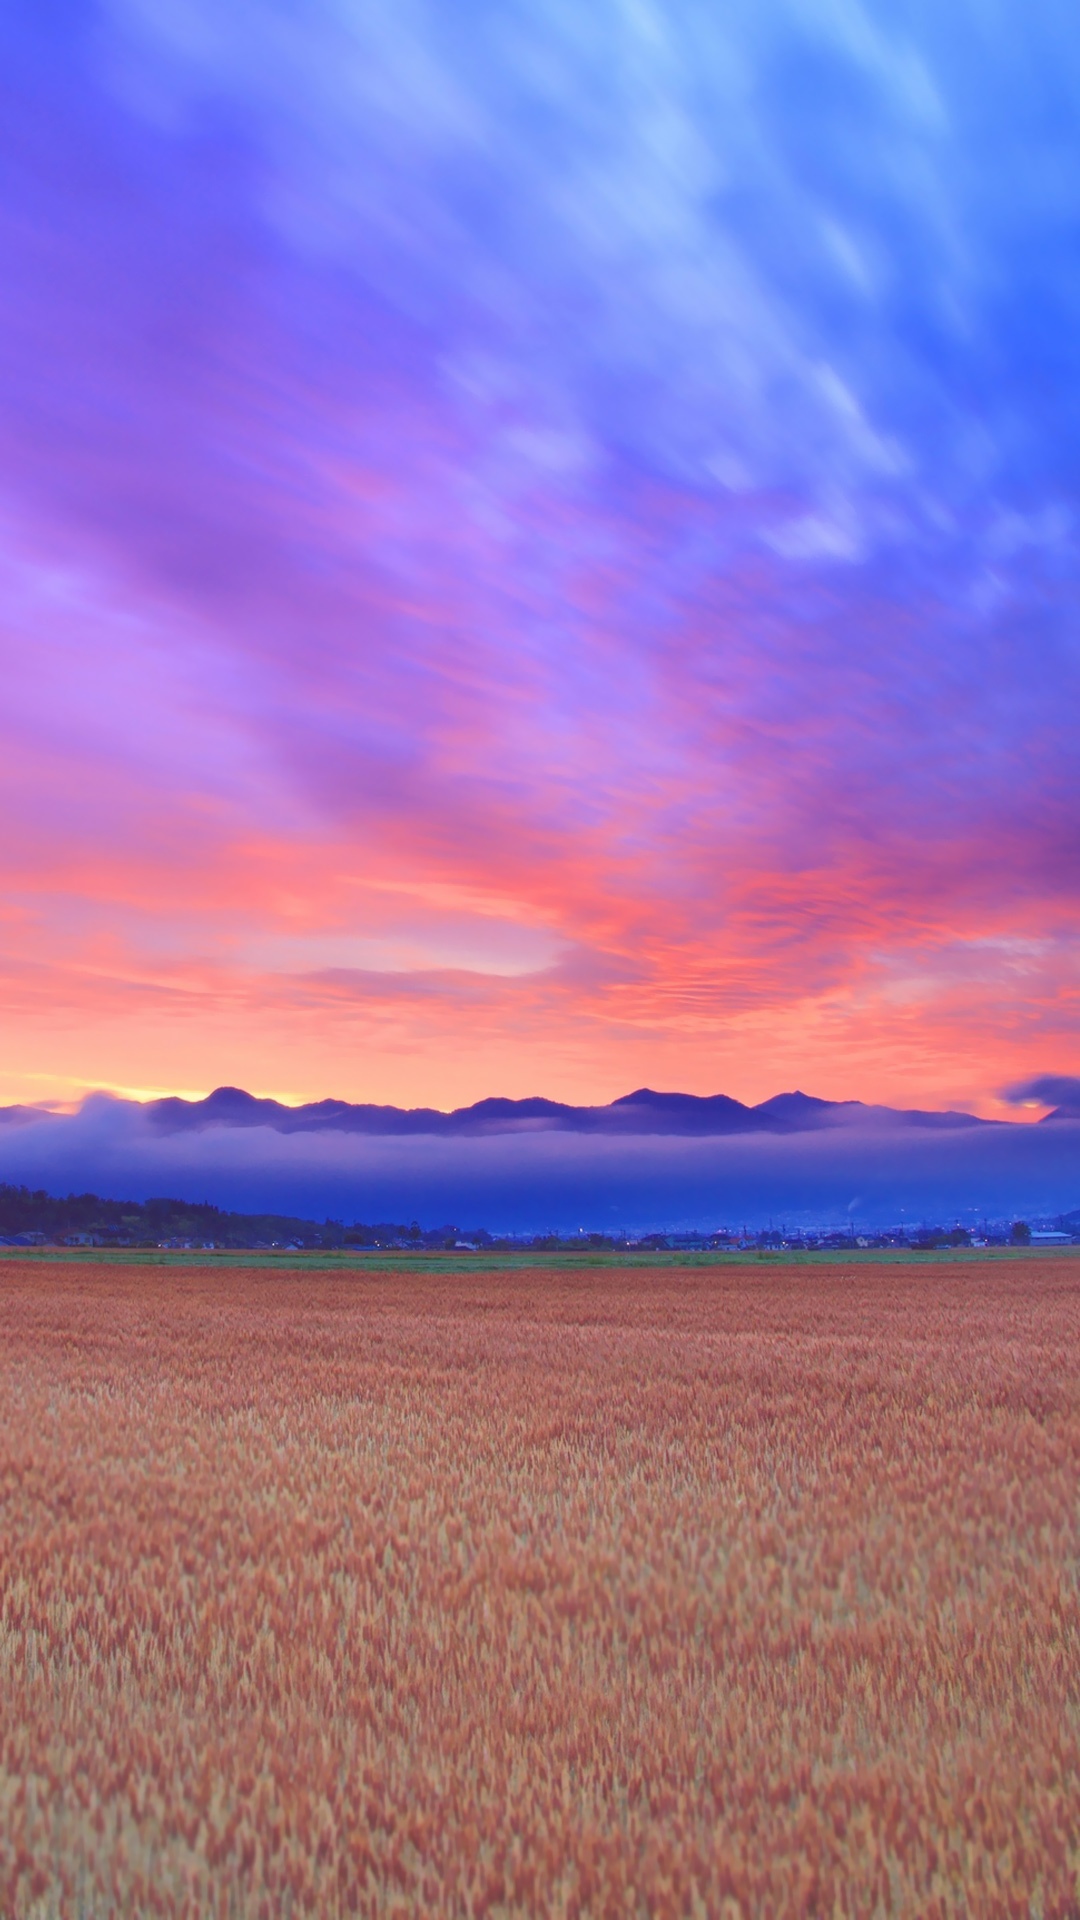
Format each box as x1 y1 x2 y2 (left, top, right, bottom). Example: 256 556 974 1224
0 1 1078 1115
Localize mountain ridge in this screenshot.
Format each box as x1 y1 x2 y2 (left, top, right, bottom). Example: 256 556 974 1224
118 1084 1000 1138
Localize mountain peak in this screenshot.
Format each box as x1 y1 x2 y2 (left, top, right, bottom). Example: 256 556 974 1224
140 1083 988 1139
612 1088 750 1113
754 1090 844 1114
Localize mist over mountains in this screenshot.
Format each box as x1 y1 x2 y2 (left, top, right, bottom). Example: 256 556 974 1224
0 1083 1076 1233
142 1084 997 1137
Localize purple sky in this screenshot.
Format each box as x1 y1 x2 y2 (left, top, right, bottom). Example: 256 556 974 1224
1 1 1079 1131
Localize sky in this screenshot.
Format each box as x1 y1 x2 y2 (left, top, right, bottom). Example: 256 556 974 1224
2 0 1080 1121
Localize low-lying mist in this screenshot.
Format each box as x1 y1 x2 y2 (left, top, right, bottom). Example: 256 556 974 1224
0 1095 1076 1231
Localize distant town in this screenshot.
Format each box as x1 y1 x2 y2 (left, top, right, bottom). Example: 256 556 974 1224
1 1183 1077 1252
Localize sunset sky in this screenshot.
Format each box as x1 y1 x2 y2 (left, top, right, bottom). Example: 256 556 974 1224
2 0 1078 1117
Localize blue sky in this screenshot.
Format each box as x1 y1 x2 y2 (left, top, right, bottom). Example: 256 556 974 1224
0 0 1078 1142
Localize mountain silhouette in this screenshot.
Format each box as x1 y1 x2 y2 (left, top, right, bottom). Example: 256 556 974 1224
143 1084 995 1137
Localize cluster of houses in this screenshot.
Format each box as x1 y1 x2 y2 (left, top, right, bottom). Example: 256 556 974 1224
2 1220 1077 1252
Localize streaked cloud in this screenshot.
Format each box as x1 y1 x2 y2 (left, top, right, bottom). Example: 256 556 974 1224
0 1 1077 1116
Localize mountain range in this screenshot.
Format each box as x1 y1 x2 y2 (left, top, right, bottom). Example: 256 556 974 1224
0 1082 1076 1231
130 1084 1003 1136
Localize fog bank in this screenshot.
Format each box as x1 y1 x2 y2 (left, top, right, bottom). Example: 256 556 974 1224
0 1096 1076 1231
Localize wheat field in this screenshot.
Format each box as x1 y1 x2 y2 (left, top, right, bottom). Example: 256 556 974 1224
0 1257 1077 1916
